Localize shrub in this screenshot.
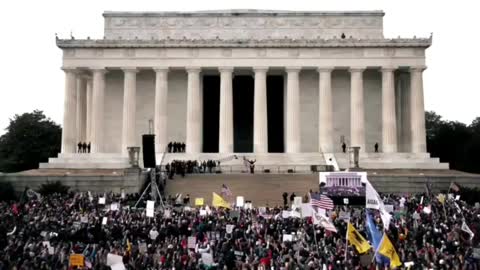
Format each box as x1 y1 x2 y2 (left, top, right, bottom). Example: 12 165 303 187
38 181 69 196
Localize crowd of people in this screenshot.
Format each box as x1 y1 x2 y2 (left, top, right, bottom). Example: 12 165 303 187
1 186 479 269
167 142 186 153
77 142 91 153
165 160 221 179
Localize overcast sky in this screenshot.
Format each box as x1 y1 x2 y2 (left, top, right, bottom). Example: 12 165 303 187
0 0 478 134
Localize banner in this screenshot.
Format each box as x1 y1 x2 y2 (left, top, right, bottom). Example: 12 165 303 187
195 198 204 206
366 182 380 209
146 200 155 217
70 254 84 267
212 192 231 209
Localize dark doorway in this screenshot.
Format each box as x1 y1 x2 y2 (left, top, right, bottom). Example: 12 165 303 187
233 75 254 152
267 75 284 153
202 75 220 152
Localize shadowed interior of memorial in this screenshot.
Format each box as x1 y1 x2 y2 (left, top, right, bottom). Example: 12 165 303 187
267 75 284 153
202 75 220 153
233 76 254 152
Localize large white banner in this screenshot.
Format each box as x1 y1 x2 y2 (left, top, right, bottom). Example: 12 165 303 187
366 182 381 210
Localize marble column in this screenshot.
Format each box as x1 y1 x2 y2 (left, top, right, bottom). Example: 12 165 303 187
219 67 234 153
410 66 427 153
318 68 334 153
86 79 93 144
121 68 138 155
75 76 87 144
286 67 301 153
253 67 268 153
186 67 201 153
90 68 107 153
61 68 77 154
381 67 398 153
349 67 366 152
154 68 169 153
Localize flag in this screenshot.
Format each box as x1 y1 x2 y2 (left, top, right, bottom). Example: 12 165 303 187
310 193 334 210
461 221 474 240
221 184 232 197
212 192 231 209
312 209 337 232
449 182 460 192
366 211 390 266
366 180 391 230
437 194 446 204
377 234 402 268
347 222 372 254
126 239 132 255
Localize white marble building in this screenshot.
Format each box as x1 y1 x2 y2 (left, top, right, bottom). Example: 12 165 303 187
42 10 448 170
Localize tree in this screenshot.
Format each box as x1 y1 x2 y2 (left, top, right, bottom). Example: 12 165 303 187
0 110 61 173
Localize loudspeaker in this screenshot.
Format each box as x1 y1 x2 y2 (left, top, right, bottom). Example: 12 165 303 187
142 134 156 168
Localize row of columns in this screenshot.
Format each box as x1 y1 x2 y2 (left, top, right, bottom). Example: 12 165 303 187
61 66 427 155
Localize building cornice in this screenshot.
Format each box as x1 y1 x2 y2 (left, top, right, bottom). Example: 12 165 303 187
102 10 385 18
56 37 431 49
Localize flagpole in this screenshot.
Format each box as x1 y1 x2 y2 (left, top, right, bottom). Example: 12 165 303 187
345 220 349 264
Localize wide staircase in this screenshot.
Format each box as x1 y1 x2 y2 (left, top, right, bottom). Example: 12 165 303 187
40 153 130 169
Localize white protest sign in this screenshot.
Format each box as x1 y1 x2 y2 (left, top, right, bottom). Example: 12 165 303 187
244 202 253 209
187 236 196 249
106 253 123 266
293 196 302 207
121 189 125 199
146 200 155 217
282 234 293 242
98 197 106 205
111 263 126 270
201 253 213 266
384 204 394 213
455 195 461 201
343 198 349 205
290 210 301 218
102 217 108 225
236 196 245 207
226 224 235 234
200 209 207 216
81 215 88 223
282 210 291 218
259 207 267 214
300 203 313 217
138 242 147 254
110 203 119 211
163 209 171 218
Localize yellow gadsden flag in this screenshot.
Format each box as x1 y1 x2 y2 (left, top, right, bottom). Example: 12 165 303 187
347 222 371 254
378 234 402 268
212 192 231 209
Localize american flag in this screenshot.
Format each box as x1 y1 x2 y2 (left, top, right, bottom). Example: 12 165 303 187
221 184 232 197
310 193 334 210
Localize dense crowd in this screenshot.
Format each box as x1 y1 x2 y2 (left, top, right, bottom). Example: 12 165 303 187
0 189 479 270
165 160 221 178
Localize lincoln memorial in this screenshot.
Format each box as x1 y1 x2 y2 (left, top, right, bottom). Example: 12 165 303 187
42 10 448 170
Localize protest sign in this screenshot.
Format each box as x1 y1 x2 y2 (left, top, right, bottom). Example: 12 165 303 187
226 224 235 234
98 197 106 205
234 250 244 256
146 200 155 217
259 207 267 215
163 209 171 218
70 254 84 267
139 242 147 254
202 253 213 266
195 198 204 206
106 253 123 266
110 203 119 211
343 198 349 205
102 217 108 225
81 215 88 223
282 210 291 218
111 263 126 270
200 209 207 216
282 234 293 242
236 196 245 207
290 209 301 218
293 196 302 207
121 189 125 199
455 195 461 201
244 202 253 209
187 236 196 249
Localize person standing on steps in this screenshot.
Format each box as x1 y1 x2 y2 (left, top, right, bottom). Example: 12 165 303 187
342 142 347 153
282 192 288 207
374 142 379 153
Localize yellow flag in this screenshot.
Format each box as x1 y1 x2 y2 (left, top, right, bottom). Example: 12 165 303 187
212 192 231 209
437 194 446 204
347 222 371 254
378 234 402 268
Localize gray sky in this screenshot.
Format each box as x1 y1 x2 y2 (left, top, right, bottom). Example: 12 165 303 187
0 0 478 134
